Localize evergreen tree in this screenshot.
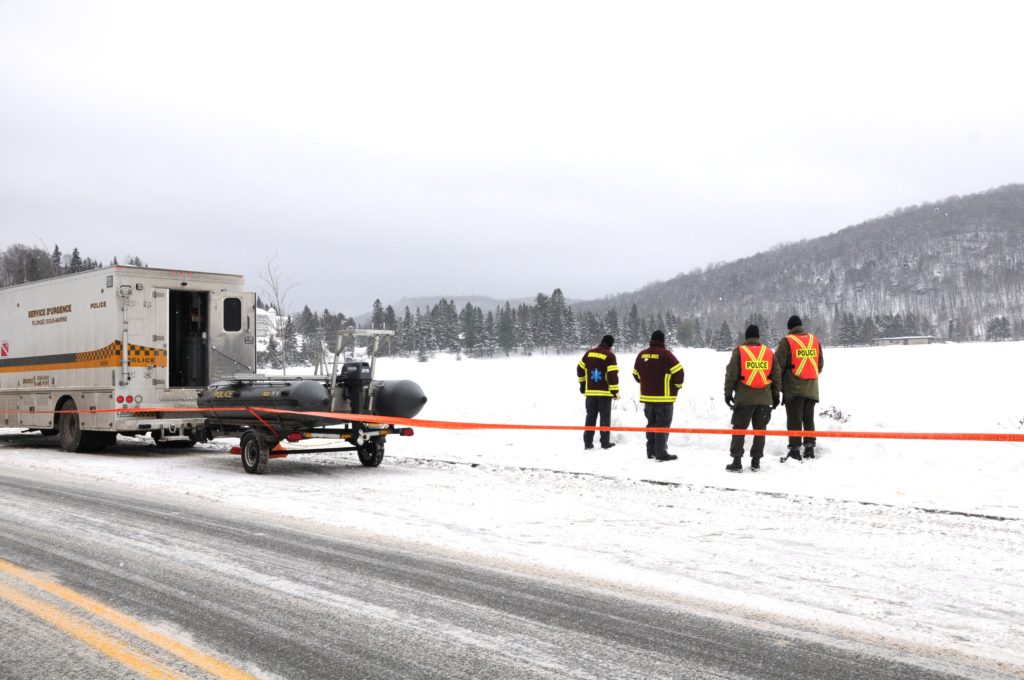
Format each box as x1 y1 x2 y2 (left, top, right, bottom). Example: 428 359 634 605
399 306 415 355
262 336 282 369
546 288 568 352
414 308 429 362
986 316 1011 340
603 308 620 344
69 248 83 273
483 311 499 356
626 303 642 349
497 302 516 356
370 299 385 330
518 305 535 356
712 321 734 350
281 316 297 371
51 245 62 274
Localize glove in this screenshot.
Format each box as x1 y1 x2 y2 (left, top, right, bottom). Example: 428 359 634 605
613 392 620 400
579 384 585 394
772 393 780 410
724 394 735 408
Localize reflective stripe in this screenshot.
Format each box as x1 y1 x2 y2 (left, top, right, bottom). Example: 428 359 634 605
669 363 683 375
786 334 820 379
640 395 676 403
607 365 619 372
738 344 772 388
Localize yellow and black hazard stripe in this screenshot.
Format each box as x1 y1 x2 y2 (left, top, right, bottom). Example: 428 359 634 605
0 341 168 373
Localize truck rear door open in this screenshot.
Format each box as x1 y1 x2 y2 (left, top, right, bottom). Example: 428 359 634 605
209 291 256 380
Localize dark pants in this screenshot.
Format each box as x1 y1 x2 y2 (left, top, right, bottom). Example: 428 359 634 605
643 402 674 458
730 404 772 459
784 396 817 449
584 396 613 447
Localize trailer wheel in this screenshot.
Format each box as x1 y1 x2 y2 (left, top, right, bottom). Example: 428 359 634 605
57 399 85 452
357 440 385 467
240 430 270 474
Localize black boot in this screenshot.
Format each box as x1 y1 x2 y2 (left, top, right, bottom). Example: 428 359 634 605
750 456 761 471
726 457 743 473
780 447 803 463
804 446 815 459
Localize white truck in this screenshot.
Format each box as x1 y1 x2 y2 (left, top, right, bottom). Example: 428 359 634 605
0 266 256 451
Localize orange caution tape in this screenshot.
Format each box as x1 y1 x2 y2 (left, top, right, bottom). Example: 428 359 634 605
3 406 1022 443
253 408 1024 443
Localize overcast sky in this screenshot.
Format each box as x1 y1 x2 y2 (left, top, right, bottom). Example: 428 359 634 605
2 1 1023 314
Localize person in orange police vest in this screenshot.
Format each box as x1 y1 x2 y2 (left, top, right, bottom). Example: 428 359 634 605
775 315 824 462
577 334 619 450
632 330 683 462
724 325 782 472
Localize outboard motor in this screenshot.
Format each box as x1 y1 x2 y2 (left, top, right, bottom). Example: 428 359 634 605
340 361 372 414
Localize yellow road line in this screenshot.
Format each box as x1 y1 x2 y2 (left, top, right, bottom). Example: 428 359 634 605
0 558 257 679
0 581 185 679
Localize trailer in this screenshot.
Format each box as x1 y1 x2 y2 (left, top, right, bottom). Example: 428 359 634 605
0 266 256 451
198 330 427 474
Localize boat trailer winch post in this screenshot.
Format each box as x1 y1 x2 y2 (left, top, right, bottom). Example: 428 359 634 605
328 328 394 413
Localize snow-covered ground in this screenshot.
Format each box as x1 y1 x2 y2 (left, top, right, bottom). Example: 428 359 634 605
2 341 1023 673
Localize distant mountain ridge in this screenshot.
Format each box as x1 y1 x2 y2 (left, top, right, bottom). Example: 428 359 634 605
386 294 536 314
575 184 1024 340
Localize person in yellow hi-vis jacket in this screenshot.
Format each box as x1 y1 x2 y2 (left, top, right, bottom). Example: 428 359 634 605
632 330 683 462
775 315 824 462
577 334 619 450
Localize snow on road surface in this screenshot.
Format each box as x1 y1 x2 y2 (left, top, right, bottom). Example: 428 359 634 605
2 341 1022 673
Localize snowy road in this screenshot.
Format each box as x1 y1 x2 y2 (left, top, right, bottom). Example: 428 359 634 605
2 419 1023 679
0 467 999 680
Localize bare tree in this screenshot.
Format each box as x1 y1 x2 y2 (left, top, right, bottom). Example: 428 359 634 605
258 254 298 374
0 244 58 287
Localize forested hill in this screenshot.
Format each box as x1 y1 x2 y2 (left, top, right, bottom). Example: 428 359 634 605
581 184 1024 343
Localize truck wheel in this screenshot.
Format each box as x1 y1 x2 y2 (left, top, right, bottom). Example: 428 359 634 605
357 440 384 467
240 430 269 474
57 399 85 452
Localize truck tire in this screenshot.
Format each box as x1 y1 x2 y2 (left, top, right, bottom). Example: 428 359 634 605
357 440 385 467
57 399 85 452
240 430 269 474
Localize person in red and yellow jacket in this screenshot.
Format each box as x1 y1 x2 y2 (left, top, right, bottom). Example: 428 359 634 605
632 330 683 462
723 324 782 472
775 315 824 462
577 334 619 450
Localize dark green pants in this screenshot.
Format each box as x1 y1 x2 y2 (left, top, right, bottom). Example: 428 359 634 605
730 404 772 458
784 396 817 449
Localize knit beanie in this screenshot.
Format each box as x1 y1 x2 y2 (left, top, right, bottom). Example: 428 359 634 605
787 315 802 330
651 330 665 343
601 334 614 347
745 324 760 339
